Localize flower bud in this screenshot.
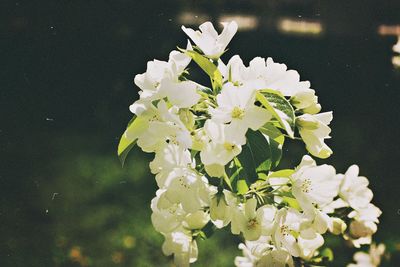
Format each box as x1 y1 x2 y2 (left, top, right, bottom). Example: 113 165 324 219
302 103 321 114
210 194 229 221
291 90 321 114
296 117 319 130
349 220 377 238
329 218 347 235
183 211 209 230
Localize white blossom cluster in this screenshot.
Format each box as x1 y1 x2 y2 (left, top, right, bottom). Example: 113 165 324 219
119 21 384 266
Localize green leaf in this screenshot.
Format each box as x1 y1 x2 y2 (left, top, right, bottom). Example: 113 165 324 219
118 116 148 166
227 160 242 187
226 158 248 194
256 91 295 138
118 139 137 168
282 196 301 210
182 49 223 90
238 130 275 184
236 180 249 195
259 123 284 168
268 136 282 169
259 123 285 145
268 169 294 178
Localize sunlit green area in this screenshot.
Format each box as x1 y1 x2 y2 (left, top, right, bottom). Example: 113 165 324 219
5 134 241 267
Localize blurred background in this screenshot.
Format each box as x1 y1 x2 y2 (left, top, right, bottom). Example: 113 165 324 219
1 0 400 266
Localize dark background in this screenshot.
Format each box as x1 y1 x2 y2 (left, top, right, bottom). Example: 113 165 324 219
1 0 400 266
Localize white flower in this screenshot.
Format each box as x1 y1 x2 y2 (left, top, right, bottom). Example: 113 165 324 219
220 57 320 113
220 57 310 94
297 112 333 159
149 144 196 196
350 203 381 229
289 156 342 235
168 47 193 76
272 208 303 257
235 236 272 267
297 228 324 259
138 119 192 152
162 230 198 267
345 203 381 248
210 189 237 228
134 46 185 97
134 59 170 100
131 100 192 152
272 208 325 259
231 198 276 241
256 57 311 96
158 78 201 108
249 57 318 109
347 243 385 267
310 210 332 234
200 119 245 166
182 21 238 58
235 236 294 267
182 210 210 230
151 190 210 235
339 165 373 210
163 81 201 108
129 97 151 117
220 55 246 86
257 249 294 267
161 168 212 213
291 155 340 216
218 55 322 120
133 43 201 108
210 83 272 133
151 189 186 234
149 144 193 182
